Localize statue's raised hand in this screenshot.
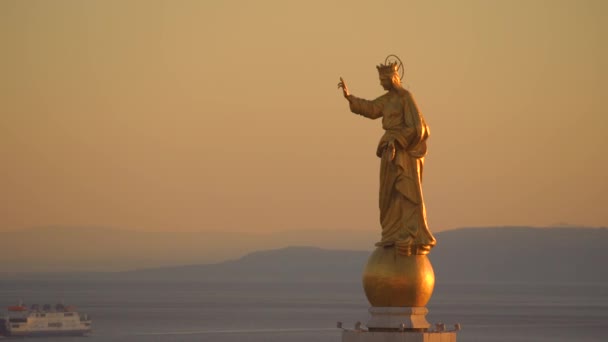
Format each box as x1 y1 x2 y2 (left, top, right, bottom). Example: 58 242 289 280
337 77 350 99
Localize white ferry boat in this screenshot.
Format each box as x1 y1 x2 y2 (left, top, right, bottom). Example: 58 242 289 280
0 303 92 337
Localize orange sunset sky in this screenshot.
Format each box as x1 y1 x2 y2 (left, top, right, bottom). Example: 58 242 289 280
1 0 607 236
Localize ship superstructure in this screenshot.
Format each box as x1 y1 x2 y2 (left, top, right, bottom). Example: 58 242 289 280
0 303 92 337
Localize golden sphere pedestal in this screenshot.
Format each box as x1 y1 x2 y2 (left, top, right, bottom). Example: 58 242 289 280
363 246 435 307
362 246 435 331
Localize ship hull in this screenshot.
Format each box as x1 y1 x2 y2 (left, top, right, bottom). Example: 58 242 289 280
8 328 91 337
2 305 92 338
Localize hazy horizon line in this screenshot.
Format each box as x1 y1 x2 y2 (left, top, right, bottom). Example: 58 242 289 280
1 223 605 233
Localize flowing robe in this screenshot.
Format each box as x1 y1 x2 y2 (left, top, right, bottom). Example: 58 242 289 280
348 89 436 255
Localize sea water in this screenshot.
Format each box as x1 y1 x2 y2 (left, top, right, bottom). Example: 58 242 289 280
0 279 606 341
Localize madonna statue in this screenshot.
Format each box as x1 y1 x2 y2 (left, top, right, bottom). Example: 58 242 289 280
338 60 436 256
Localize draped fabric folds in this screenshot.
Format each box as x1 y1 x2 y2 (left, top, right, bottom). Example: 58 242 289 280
348 89 436 255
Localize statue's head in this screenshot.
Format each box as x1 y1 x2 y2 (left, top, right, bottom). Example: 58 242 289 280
376 62 401 91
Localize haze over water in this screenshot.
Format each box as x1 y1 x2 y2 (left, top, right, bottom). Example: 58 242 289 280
1 279 606 342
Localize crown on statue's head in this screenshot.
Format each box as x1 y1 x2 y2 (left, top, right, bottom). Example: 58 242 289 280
376 62 399 77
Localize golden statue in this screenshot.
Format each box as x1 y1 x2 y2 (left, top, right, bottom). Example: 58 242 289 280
338 59 436 256
338 57 436 314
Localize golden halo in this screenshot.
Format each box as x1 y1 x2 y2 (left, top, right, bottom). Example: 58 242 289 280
384 54 404 80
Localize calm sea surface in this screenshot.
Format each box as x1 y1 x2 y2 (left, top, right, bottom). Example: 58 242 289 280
0 279 606 341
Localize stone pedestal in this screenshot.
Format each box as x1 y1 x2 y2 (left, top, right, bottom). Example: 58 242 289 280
342 330 457 342
367 307 430 331
341 306 458 341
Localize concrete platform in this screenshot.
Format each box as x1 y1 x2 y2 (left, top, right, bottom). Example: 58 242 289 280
342 330 457 342
367 307 431 330
340 306 459 342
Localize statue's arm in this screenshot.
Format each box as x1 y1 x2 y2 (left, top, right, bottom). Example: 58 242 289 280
348 95 383 120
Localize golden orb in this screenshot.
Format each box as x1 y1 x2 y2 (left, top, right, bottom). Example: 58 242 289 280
362 246 435 307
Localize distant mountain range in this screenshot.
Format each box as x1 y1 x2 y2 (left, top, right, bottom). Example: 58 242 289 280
3 226 605 283
120 227 608 283
120 246 368 282
0 226 377 272
430 227 607 283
